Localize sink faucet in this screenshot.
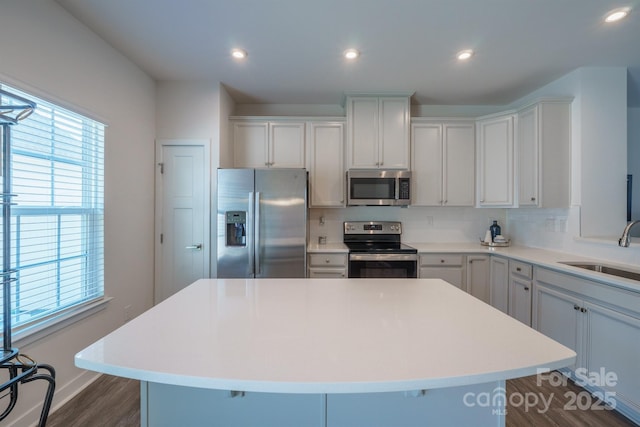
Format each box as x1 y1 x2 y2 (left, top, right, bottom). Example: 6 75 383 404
619 220 640 247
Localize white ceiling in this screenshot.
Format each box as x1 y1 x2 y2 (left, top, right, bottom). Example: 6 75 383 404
55 0 640 106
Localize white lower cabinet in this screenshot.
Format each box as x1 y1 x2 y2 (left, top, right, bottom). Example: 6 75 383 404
508 260 532 326
533 282 582 370
308 253 347 278
466 255 490 303
489 256 509 313
419 254 465 290
583 301 640 420
533 267 640 424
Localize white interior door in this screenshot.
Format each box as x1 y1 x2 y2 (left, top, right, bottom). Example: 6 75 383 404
155 140 210 304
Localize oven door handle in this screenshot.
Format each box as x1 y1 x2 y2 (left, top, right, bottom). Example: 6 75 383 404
349 253 417 262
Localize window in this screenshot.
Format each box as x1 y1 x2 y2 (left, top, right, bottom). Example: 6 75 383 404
0 84 104 338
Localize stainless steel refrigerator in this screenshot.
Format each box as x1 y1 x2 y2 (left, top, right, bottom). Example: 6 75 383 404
217 168 307 278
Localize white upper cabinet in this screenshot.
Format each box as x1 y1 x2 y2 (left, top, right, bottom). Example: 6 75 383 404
517 99 571 208
476 113 515 207
411 121 475 206
307 121 345 207
232 119 305 168
346 95 410 169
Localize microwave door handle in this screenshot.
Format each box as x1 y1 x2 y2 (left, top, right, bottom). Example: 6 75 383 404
393 178 400 200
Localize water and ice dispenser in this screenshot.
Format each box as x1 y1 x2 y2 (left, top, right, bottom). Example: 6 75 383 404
225 211 246 247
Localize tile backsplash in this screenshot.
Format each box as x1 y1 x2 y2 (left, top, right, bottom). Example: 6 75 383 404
309 206 506 245
309 206 640 267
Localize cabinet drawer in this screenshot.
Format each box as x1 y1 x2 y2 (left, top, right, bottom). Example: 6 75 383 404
308 268 346 278
420 254 464 267
510 260 532 279
308 253 347 267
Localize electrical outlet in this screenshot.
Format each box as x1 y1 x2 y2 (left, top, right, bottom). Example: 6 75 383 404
557 217 568 233
545 217 556 232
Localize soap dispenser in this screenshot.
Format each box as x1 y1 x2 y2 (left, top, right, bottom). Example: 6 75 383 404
489 220 501 242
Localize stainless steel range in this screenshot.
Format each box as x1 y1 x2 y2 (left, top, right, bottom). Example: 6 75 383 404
344 221 418 278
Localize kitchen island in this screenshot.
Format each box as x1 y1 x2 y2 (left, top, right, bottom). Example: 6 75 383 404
75 278 575 427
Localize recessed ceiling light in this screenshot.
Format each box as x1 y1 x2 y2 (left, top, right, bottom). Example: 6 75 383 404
604 7 631 23
231 48 247 59
457 49 474 61
343 49 360 60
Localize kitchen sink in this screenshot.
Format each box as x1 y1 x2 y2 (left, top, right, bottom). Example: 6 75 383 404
559 261 640 281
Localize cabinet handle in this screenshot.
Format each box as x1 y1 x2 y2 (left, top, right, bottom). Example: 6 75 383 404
573 304 580 311
531 197 536 201
524 286 529 291
444 200 448 204
325 259 330 263
580 307 587 313
480 199 485 203
516 267 521 272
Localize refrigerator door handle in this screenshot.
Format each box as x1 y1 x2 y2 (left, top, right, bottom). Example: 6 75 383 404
248 192 255 276
255 192 261 276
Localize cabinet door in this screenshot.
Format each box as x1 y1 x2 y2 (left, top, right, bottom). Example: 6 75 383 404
308 122 344 207
477 114 514 206
347 97 379 168
533 283 582 370
509 276 532 326
269 122 305 168
517 105 539 206
420 267 465 290
467 255 490 303
411 123 442 206
233 121 269 168
584 302 640 413
443 123 475 206
379 97 410 169
538 101 571 208
490 257 509 313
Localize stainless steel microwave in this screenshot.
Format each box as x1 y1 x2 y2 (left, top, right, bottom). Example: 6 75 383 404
347 170 411 206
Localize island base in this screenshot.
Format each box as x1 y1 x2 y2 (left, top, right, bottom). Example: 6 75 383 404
142 381 507 427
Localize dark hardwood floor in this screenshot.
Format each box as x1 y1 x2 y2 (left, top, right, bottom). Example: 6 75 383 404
47 373 637 426
47 375 139 427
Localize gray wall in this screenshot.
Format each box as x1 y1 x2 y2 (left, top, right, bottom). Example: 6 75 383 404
0 1 156 425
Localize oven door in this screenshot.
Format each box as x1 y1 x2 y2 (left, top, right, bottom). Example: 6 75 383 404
348 253 417 278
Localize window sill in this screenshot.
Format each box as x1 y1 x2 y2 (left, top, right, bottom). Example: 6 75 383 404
6 297 112 349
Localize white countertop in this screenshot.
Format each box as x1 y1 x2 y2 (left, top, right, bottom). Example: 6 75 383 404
307 242 349 253
75 278 575 394
410 243 640 293
308 242 640 293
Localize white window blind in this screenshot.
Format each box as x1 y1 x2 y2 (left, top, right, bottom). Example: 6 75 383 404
0 83 105 335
